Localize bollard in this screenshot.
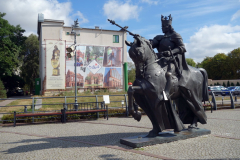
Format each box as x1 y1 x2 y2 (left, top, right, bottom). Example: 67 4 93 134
61 108 66 123
96 95 99 119
64 96 67 110
222 96 224 106
230 92 235 109
212 92 217 110
32 97 35 123
24 105 27 113
74 103 78 111
124 94 128 117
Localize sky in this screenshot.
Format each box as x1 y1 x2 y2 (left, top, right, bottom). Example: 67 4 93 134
0 0 240 63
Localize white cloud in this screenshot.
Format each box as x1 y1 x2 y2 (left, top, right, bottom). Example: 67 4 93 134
103 0 141 21
73 11 89 24
231 10 240 21
141 0 159 5
0 0 89 36
185 25 240 63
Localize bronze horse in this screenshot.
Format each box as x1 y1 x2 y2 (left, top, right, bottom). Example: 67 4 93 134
126 35 209 137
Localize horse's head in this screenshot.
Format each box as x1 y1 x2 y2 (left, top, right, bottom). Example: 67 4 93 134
125 35 156 64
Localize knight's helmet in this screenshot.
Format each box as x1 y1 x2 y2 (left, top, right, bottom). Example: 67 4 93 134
161 14 172 26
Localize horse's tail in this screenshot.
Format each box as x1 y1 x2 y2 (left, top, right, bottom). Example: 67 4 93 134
199 68 209 101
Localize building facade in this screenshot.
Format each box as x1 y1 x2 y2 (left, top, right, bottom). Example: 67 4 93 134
37 13 127 95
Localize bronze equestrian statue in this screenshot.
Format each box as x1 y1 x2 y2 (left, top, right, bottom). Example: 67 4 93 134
108 16 209 137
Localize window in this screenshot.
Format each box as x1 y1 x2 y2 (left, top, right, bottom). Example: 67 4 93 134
66 32 70 35
113 35 119 43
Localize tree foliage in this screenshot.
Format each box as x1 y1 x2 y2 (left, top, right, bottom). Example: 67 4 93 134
0 79 7 98
186 58 196 67
20 34 39 92
127 62 136 83
0 12 26 79
199 50 240 80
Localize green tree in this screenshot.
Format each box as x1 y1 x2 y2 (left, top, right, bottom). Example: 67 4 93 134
0 12 26 79
200 53 229 80
230 82 235 86
237 82 240 86
127 62 136 83
0 80 7 98
186 58 196 67
1 75 24 91
222 82 226 87
196 62 202 68
20 34 39 92
227 81 230 87
227 48 240 79
200 57 213 79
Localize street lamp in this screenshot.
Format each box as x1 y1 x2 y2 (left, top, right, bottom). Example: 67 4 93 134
66 19 81 110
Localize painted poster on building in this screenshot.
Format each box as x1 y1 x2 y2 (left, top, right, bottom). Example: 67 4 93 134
46 40 65 89
65 45 123 89
104 68 122 88
84 46 104 66
103 47 122 67
65 46 86 88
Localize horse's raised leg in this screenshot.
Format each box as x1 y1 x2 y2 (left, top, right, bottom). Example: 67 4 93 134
127 85 143 121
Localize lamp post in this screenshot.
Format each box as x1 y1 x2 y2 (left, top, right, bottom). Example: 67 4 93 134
71 19 80 110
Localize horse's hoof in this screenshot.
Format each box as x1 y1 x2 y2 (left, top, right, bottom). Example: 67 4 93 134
146 130 159 138
188 125 198 130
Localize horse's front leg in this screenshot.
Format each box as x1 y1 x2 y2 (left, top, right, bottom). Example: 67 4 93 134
128 85 143 121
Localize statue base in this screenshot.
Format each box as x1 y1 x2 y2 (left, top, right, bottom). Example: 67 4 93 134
120 128 211 148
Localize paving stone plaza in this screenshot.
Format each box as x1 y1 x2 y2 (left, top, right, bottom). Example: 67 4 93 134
0 109 240 159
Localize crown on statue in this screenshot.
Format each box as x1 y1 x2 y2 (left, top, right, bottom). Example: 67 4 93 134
161 14 172 26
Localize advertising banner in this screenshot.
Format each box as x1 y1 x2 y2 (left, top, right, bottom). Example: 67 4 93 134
46 40 66 89
65 45 123 89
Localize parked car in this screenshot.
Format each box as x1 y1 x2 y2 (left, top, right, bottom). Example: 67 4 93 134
222 86 239 95
214 86 227 95
208 86 223 96
215 86 227 90
232 86 240 95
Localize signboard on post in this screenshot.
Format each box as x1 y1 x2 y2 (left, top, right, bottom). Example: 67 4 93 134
103 95 110 104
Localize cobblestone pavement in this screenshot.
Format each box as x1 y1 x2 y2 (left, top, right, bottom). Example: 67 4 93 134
0 109 240 159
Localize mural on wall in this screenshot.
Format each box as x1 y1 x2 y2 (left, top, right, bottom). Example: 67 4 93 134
46 40 65 89
65 45 123 89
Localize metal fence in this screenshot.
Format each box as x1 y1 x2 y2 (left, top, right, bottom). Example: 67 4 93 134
0 92 239 124
0 94 129 123
205 91 240 111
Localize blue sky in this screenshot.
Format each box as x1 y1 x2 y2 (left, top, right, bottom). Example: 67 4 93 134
1 0 240 63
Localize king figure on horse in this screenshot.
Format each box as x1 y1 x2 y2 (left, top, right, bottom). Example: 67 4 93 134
108 16 209 137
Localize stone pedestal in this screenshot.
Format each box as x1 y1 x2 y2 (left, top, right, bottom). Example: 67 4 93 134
120 128 211 148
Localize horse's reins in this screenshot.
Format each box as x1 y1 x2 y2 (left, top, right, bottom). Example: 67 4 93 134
144 57 164 69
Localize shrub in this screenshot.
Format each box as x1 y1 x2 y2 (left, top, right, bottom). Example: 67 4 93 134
0 80 7 98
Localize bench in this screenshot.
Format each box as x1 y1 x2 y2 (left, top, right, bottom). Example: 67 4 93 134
203 103 213 112
13 102 108 127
